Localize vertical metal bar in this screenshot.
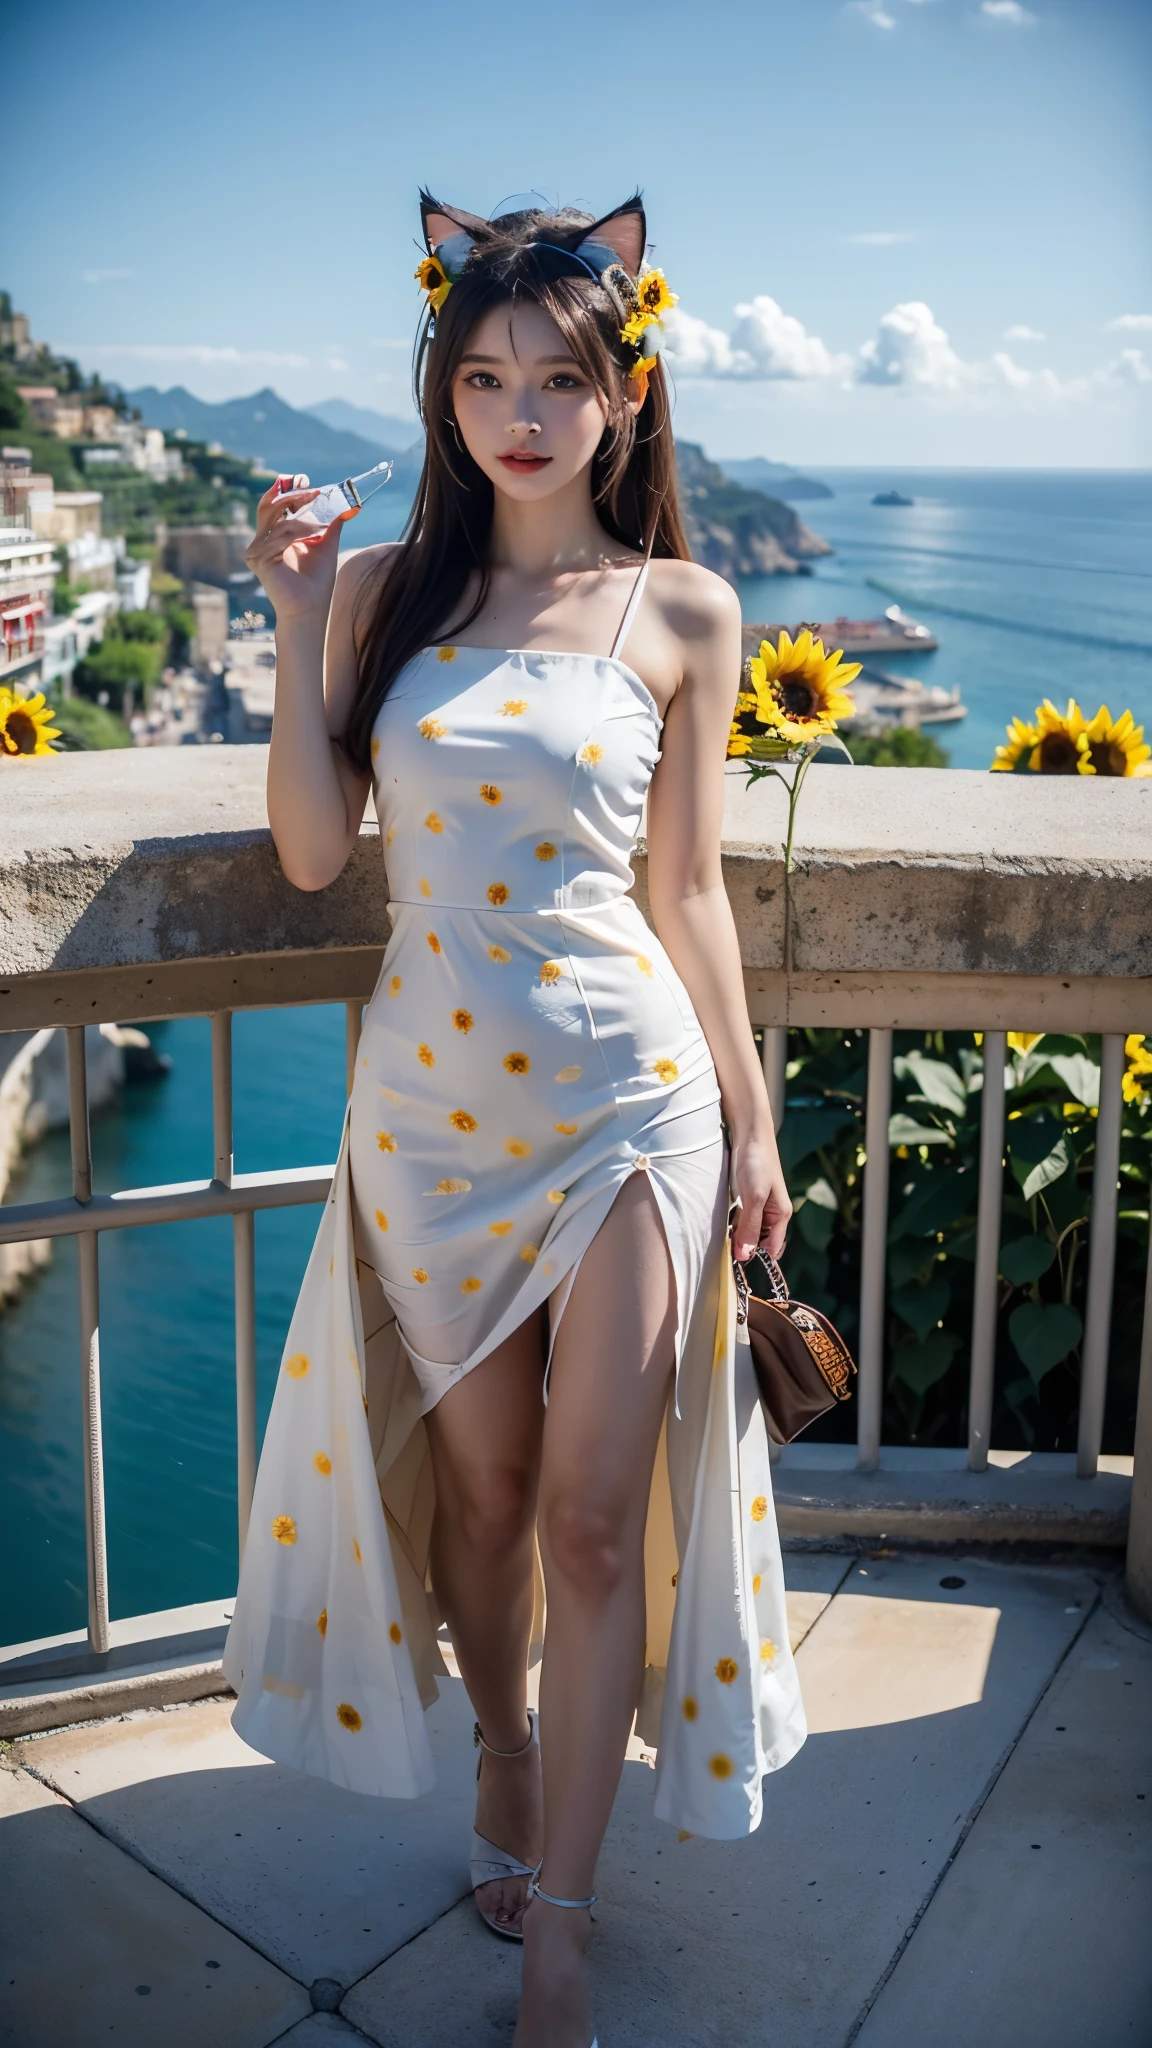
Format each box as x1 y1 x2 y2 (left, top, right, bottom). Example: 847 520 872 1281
346 1000 363 1096
968 1030 1006 1471
761 1026 788 1133
857 1027 892 1472
67 1027 109 1655
1125 1215 1152 1625
211 1010 233 1184
1078 1032 1125 1478
234 1209 257 1555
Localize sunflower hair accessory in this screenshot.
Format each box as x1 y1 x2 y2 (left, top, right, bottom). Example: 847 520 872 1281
619 267 678 401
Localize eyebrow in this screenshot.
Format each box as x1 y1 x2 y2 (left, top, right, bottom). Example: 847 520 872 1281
458 351 582 366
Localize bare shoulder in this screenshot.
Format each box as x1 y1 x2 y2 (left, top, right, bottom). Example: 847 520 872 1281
644 556 740 648
333 539 403 609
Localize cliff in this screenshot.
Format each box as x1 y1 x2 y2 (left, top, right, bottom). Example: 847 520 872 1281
676 443 833 582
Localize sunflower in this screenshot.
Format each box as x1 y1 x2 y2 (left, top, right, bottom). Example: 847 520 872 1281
1079 705 1152 778
990 715 1041 772
745 630 860 747
1124 1033 1152 1104
0 687 60 757
621 270 677 344
415 253 452 312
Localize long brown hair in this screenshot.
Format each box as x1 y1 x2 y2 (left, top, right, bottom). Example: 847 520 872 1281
345 204 690 773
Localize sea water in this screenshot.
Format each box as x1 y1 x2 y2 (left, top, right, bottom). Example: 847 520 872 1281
4 469 1151 1644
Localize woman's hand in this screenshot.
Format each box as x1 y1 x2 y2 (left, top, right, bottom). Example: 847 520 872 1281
730 1120 792 1264
245 478 343 623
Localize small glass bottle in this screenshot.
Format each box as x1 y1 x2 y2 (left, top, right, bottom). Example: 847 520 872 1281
274 459 393 528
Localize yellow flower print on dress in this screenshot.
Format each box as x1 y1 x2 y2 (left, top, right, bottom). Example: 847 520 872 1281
317 1608 328 1638
480 783 502 805
272 1515 297 1545
413 1268 429 1284
578 743 604 765
715 1657 738 1685
424 812 444 833
437 645 457 662
505 1137 532 1158
450 1109 479 1133
751 1495 768 1522
375 1210 389 1231
547 1189 566 1205
520 1244 539 1263
760 1638 778 1666
503 1051 530 1074
419 879 432 898
709 1754 734 1780
489 944 511 964
284 1353 310 1379
490 1220 514 1235
682 1695 698 1722
752 1573 762 1594
487 882 510 906
555 1065 582 1083
554 1121 578 1135
539 961 563 984
653 1059 679 1084
535 841 558 862
336 1702 363 1731
352 1538 362 1563
418 716 448 740
417 1043 435 1067
453 1009 474 1033
428 1177 471 1195
636 956 653 977
501 698 528 716
427 932 442 954
386 825 396 849
377 1131 396 1153
389 975 402 996
314 1452 332 1477
461 1275 483 1293
389 1621 403 1644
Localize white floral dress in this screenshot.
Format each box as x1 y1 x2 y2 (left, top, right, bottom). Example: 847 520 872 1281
224 568 807 1835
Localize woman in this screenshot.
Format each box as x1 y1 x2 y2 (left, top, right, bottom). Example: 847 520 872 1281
224 193 805 2048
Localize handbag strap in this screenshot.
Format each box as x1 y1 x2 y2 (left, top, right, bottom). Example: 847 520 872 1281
733 1248 791 1325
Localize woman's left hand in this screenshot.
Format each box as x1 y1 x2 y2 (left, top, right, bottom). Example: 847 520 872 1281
730 1123 792 1264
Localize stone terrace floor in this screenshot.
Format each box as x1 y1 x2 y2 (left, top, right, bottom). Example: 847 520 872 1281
2 1550 1150 2048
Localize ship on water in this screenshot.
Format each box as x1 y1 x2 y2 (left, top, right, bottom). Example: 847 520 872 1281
743 603 939 659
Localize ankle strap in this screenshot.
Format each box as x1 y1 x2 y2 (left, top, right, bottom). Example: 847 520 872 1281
528 1870 597 1911
472 1709 536 1760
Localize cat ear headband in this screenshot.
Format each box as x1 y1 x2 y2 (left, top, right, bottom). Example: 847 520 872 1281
414 191 677 402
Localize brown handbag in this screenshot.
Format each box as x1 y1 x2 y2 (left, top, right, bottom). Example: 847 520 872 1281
733 1250 857 1445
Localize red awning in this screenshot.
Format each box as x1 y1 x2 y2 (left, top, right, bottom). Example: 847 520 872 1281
1 600 46 622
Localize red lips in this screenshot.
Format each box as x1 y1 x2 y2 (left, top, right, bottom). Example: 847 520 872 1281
499 452 552 474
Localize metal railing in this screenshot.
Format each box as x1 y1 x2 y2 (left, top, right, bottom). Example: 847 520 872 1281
0 999 364 1655
2 992 1149 1659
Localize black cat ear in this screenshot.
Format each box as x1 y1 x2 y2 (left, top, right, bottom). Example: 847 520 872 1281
575 195 647 278
420 191 492 255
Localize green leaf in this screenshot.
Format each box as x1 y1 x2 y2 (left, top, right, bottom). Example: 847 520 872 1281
1008 1300 1083 1383
1020 1136 1072 1203
778 1107 856 1176
889 1114 954 1148
898 1053 968 1118
890 1168 976 1240
888 1241 937 1289
891 1328 961 1396
998 1234 1057 1286
1043 1054 1100 1109
1007 1111 1072 1201
891 1273 951 1342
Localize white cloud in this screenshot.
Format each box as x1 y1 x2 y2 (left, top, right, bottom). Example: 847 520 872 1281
82 268 134 283
857 301 967 388
980 1 1036 21
1101 348 1151 386
326 356 349 372
664 300 851 382
67 343 311 369
846 231 918 246
1004 323 1045 341
1106 314 1152 333
852 1 897 26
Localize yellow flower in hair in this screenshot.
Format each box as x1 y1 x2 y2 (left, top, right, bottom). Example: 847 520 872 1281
415 253 452 312
621 270 677 345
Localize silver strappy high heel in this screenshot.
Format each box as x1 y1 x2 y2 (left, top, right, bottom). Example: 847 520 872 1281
525 1871 598 2047
470 1711 540 1941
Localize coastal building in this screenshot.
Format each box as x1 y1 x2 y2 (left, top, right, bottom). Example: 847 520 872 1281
0 527 56 684
164 520 255 588
0 303 33 359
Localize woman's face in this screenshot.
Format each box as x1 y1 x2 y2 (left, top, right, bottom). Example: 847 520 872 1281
450 299 622 503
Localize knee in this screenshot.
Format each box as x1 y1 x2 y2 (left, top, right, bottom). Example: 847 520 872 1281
541 1485 630 1600
444 1463 536 1559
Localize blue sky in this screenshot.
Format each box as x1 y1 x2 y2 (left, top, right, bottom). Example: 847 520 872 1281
5 0 1150 465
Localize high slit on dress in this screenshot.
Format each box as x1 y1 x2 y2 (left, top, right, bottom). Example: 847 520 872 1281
224 566 807 1836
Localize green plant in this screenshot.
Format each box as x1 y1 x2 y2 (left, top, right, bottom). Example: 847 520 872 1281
835 726 950 768
73 633 163 712
49 695 132 750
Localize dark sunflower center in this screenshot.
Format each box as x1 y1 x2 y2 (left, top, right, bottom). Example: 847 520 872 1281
778 677 819 721
1038 731 1081 774
6 710 37 754
641 281 661 308
1088 738 1127 777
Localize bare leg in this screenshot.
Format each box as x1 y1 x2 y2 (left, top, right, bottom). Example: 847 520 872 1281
424 1311 546 1934
516 1171 677 2048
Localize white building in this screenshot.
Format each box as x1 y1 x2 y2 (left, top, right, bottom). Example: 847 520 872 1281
0 528 57 685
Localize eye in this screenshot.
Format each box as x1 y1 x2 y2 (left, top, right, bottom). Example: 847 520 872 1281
545 372 582 391
463 371 501 390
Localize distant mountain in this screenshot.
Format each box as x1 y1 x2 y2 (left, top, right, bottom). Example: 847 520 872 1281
718 456 833 502
677 443 832 580
124 384 416 482
305 397 422 453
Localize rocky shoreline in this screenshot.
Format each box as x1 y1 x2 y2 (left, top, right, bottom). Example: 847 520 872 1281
677 442 833 581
